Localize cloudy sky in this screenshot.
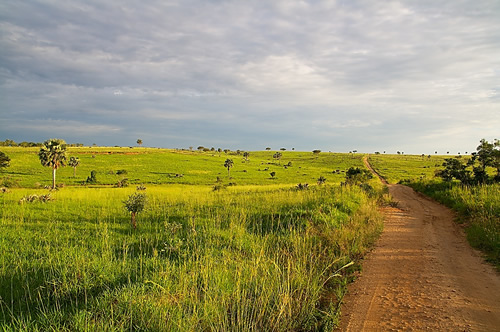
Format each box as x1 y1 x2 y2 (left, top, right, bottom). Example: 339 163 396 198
1 1 499 153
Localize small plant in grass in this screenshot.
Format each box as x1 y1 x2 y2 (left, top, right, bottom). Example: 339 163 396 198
19 193 52 204
296 183 309 190
115 178 129 187
136 184 146 190
123 192 147 229
85 170 97 184
317 176 326 185
270 171 276 179
116 169 128 175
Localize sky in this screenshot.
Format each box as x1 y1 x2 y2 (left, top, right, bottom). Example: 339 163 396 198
0 0 499 154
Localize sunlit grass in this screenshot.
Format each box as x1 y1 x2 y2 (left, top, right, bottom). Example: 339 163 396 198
0 183 383 330
0 147 365 188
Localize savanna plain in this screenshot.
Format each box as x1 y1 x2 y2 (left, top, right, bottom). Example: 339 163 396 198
0 145 498 331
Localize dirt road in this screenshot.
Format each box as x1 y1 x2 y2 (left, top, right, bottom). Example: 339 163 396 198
338 158 500 331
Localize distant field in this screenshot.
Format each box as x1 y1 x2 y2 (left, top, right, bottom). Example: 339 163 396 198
368 153 455 184
1 147 365 188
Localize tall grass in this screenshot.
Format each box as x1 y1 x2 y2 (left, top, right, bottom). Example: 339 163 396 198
0 184 383 330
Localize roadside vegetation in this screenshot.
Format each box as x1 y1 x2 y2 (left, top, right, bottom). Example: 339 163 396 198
0 145 384 330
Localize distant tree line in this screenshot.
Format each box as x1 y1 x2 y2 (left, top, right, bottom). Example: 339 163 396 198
0 139 84 147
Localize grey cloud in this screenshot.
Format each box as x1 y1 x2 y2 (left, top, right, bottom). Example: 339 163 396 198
1 0 499 152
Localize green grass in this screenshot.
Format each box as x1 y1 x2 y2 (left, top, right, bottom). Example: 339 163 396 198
0 148 385 330
0 147 365 188
368 153 454 184
0 184 383 331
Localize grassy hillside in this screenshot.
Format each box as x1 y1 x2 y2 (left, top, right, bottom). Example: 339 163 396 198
1 147 365 188
368 153 452 184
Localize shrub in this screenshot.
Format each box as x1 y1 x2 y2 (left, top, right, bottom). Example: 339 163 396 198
115 178 129 187
19 193 53 204
123 193 147 229
86 170 97 184
296 183 309 190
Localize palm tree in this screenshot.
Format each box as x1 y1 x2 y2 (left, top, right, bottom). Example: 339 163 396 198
243 151 250 161
137 139 143 146
224 159 234 177
68 156 80 177
317 176 326 185
38 139 67 189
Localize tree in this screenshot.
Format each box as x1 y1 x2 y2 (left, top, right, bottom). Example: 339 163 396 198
38 139 67 189
436 158 471 183
273 152 282 164
469 139 500 183
312 150 321 155
265 147 271 151
124 192 147 229
224 159 234 177
68 156 80 177
243 151 250 161
137 139 143 146
344 167 372 185
0 151 10 170
280 148 286 151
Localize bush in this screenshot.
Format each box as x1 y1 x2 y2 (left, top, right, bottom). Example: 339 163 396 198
123 192 147 229
86 170 97 184
115 178 129 187
296 183 309 190
19 193 53 204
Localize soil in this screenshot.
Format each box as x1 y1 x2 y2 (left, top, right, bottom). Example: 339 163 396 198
338 158 500 331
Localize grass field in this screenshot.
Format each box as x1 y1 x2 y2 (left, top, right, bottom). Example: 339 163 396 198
368 153 452 184
0 148 385 330
1 147 365 188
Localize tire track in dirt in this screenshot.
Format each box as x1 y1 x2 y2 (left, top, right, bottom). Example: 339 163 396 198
338 157 500 331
